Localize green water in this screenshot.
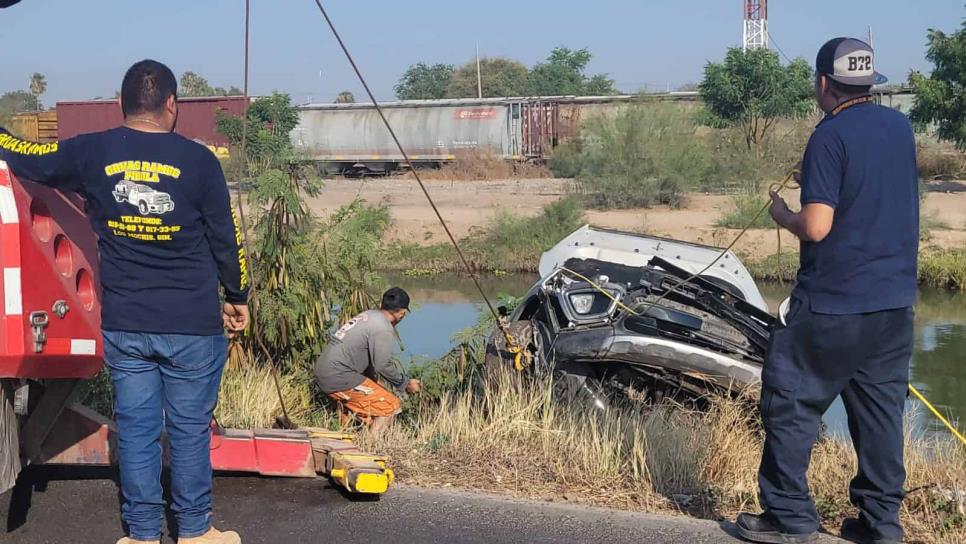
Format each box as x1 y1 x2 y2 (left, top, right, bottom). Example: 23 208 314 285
388 273 966 437
760 284 966 437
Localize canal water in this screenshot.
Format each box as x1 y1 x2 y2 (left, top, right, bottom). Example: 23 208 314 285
387 273 966 438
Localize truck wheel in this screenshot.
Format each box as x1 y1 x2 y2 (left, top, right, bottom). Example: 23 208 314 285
0 380 21 495
138 201 149 215
114 194 124 203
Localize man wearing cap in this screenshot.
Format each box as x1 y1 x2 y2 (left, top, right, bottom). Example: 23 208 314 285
737 38 918 544
315 287 421 433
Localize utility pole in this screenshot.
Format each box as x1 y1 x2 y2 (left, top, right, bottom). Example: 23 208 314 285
867 25 873 47
476 42 483 99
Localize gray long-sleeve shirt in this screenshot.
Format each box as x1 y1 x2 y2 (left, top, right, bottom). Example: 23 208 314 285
314 310 408 394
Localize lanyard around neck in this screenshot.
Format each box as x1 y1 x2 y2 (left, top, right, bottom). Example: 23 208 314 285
831 95 874 116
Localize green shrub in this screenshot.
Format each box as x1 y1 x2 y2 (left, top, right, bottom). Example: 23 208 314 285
919 249 966 290
704 121 810 194
382 198 584 274
463 197 585 270
743 251 799 283
549 139 583 178
917 137 965 180
716 191 776 229
570 105 711 208
554 105 811 203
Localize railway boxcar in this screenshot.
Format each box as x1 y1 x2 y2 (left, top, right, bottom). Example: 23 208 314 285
293 97 567 175
292 94 701 175
56 96 248 152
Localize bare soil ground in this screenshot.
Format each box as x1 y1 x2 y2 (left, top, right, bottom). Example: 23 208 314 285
307 178 966 259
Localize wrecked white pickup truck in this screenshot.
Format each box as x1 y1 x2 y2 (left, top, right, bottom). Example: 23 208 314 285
487 226 776 406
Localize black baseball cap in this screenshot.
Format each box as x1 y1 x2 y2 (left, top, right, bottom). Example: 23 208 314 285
816 37 887 86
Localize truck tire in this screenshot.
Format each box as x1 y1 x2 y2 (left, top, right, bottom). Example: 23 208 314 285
0 379 21 495
138 200 149 215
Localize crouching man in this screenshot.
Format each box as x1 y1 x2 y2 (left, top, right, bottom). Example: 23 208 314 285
315 287 421 432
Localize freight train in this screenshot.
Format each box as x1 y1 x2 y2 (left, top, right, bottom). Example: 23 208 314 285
8 94 698 175
292 94 699 175
8 89 912 176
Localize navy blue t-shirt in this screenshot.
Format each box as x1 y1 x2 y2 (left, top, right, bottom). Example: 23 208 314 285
793 101 918 314
0 126 248 335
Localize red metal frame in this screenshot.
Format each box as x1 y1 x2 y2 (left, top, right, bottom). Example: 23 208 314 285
0 166 102 379
1 167 387 489
745 0 767 20
521 101 558 159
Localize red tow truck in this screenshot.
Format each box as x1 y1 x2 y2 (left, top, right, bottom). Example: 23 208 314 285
0 162 393 497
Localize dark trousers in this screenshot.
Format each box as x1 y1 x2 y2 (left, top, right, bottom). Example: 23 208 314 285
758 296 913 539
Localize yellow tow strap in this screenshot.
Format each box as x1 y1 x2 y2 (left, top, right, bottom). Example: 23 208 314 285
908 384 966 446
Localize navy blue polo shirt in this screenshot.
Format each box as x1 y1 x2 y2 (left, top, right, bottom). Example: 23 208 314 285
793 101 919 314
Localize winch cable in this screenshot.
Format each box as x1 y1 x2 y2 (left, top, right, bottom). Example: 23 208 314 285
557 171 966 446
555 173 800 319
232 0 294 429
298 3 964 443
309 0 524 361
606 169 801 318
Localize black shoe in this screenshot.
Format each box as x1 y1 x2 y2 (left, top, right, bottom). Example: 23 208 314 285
736 513 819 544
840 518 902 544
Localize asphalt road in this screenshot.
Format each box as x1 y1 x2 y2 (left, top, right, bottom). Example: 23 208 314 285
1 467 845 544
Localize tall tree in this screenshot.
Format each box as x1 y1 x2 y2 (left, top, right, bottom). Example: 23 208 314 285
28 73 46 111
217 92 300 173
180 72 242 97
334 91 356 104
909 14 966 150
528 47 616 96
699 48 813 150
180 71 214 97
213 86 244 96
448 57 528 98
394 63 453 100
0 91 39 123
216 93 378 370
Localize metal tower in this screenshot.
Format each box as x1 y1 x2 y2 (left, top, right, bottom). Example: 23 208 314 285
743 0 769 51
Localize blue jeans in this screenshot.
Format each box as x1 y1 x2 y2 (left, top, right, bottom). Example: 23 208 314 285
103 330 228 540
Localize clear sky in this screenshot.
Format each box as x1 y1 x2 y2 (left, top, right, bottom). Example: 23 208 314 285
0 1 961 106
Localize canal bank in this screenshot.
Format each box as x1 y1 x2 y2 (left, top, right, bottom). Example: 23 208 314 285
388 273 966 439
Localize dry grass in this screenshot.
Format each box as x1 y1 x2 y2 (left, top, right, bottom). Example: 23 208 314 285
215 364 317 429
405 149 551 181
918 138 965 180
360 370 966 543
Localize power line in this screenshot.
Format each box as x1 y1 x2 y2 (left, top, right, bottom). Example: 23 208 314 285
769 32 794 64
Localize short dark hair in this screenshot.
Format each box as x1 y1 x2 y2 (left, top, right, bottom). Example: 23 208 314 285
826 76 872 97
121 60 178 118
381 287 410 312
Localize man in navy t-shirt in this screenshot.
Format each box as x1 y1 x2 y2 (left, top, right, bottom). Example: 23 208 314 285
736 39 917 544
0 60 246 544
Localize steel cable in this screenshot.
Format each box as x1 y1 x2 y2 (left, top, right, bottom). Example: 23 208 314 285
309 0 520 353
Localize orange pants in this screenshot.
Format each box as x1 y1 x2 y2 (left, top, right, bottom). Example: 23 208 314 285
328 378 401 424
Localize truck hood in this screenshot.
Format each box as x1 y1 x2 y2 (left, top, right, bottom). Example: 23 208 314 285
538 225 769 312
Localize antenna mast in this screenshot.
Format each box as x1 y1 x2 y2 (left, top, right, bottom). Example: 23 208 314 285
743 0 769 51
